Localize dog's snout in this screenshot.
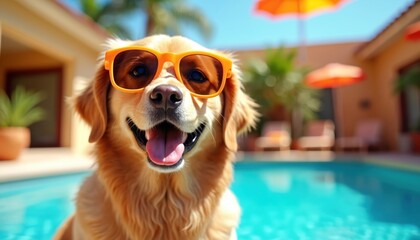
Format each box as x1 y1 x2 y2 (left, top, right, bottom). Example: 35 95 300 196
150 84 183 110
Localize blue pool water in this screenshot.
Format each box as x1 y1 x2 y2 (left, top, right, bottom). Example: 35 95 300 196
0 162 420 240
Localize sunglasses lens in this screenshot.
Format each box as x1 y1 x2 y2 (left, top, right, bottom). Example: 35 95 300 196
180 55 224 96
113 50 158 90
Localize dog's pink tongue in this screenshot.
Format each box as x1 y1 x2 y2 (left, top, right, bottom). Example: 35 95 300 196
146 127 185 165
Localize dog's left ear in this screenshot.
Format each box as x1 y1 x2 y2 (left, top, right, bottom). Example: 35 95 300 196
222 67 259 152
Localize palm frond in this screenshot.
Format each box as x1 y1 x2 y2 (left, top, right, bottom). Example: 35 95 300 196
144 0 212 38
170 4 213 40
78 0 213 40
243 47 320 122
395 64 420 92
0 90 12 127
0 87 45 127
79 0 138 38
103 22 133 39
80 0 101 21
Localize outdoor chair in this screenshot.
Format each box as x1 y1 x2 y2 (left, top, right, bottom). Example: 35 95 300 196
255 121 291 151
297 120 335 150
335 119 382 153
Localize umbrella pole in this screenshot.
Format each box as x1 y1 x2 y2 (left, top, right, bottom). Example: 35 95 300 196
298 17 306 62
297 0 306 62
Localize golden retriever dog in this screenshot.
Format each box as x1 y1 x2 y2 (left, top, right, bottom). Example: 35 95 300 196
55 35 257 240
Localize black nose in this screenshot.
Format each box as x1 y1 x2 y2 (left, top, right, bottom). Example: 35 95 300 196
150 84 183 110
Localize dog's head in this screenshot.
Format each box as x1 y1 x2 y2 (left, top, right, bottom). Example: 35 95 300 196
76 35 257 173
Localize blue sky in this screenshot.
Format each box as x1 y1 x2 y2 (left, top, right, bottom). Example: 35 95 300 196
62 0 415 50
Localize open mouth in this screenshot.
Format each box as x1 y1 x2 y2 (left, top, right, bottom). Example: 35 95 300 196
127 117 205 170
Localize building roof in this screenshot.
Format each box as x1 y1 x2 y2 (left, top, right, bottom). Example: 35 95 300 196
355 0 420 60
14 0 110 52
53 0 110 38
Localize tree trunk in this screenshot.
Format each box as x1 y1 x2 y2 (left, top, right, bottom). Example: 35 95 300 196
145 7 155 36
291 109 303 139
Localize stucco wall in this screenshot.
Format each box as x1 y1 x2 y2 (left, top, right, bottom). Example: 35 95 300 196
368 37 420 150
0 0 106 153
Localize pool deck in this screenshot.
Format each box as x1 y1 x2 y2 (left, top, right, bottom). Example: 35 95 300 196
0 148 419 182
0 148 94 182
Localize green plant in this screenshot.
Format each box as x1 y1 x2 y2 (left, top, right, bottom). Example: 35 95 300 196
395 64 420 92
395 63 420 132
414 120 420 132
0 87 45 127
243 47 320 137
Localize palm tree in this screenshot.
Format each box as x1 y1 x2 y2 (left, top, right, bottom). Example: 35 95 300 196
243 47 320 138
79 0 133 38
139 0 212 38
78 0 212 40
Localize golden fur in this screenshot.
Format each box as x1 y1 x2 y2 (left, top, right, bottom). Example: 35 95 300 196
54 35 258 240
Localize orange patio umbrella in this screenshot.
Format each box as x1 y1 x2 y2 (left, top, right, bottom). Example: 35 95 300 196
254 0 347 18
305 63 364 88
305 63 364 137
405 21 420 41
254 0 349 60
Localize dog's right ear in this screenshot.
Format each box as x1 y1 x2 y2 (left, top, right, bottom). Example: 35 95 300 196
75 67 110 143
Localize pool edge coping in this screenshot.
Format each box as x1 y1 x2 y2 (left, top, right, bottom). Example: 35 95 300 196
361 157 420 173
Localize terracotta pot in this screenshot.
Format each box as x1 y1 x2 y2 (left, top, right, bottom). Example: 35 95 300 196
411 132 420 154
0 127 30 160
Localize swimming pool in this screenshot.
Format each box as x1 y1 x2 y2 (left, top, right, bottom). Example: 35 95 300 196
0 161 419 240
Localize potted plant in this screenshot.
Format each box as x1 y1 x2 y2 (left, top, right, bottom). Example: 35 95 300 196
0 86 44 160
395 63 420 153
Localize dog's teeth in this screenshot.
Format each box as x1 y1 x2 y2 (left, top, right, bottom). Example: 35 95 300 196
145 130 150 140
182 132 188 142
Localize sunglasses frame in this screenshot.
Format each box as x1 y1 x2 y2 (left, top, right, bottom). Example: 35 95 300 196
104 46 233 98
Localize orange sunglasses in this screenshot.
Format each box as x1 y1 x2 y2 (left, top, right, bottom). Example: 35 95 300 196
104 46 233 98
